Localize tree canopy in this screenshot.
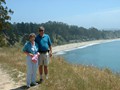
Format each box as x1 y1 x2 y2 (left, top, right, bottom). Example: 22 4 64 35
3 21 120 46
0 0 120 47
0 0 13 46
0 0 13 30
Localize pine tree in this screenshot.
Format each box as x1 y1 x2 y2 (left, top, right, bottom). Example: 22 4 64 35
0 0 13 47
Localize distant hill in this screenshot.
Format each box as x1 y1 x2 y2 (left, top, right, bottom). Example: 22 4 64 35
1 21 120 47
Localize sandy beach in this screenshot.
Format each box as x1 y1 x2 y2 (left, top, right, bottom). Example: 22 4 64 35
52 38 120 53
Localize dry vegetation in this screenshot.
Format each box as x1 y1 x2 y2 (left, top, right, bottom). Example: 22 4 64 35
0 47 120 90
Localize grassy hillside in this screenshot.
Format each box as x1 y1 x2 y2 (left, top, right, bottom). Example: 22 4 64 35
0 47 120 90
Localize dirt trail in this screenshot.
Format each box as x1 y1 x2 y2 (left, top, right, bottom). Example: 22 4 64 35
0 68 21 90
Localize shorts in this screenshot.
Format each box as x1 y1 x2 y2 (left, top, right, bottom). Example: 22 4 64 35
38 52 49 66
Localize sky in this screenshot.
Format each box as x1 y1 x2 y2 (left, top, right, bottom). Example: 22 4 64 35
5 0 120 29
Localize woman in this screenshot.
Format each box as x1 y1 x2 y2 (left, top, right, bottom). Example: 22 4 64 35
23 33 39 88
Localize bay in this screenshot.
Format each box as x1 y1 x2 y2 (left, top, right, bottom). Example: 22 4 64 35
58 40 120 72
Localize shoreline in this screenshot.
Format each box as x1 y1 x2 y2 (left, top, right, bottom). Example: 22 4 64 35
52 38 120 54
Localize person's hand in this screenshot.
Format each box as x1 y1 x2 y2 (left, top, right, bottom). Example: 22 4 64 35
32 59 37 63
49 52 52 63
49 52 52 57
37 52 40 56
29 53 34 57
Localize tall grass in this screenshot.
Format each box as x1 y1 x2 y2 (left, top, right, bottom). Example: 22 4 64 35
0 47 26 83
0 47 120 90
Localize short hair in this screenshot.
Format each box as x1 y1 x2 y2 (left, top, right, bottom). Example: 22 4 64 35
39 26 45 31
29 33 36 39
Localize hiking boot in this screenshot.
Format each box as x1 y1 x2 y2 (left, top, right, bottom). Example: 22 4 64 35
40 78 43 83
26 85 30 88
33 82 38 85
31 82 38 86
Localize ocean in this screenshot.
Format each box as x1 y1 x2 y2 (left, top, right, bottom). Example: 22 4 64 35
56 40 120 73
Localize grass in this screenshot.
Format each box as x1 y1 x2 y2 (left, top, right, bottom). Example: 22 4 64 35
0 47 120 90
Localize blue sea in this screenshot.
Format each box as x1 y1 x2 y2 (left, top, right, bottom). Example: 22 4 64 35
56 40 120 73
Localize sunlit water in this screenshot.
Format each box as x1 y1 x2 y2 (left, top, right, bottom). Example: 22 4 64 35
56 40 120 72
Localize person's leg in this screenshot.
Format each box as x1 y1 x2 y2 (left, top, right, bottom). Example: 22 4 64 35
44 65 48 79
26 56 32 87
39 65 43 79
44 53 49 79
44 65 48 75
31 62 38 84
38 54 43 80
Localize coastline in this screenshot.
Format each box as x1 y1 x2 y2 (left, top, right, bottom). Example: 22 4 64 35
52 38 120 54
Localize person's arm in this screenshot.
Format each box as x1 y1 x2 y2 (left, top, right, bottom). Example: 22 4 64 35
48 35 52 57
49 46 52 57
22 42 34 57
24 52 34 57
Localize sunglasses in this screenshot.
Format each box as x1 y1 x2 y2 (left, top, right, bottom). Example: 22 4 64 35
39 30 44 32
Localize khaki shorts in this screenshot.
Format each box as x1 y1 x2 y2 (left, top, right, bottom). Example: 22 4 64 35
38 53 49 66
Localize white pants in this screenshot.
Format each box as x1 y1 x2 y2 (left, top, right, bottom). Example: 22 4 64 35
26 56 38 86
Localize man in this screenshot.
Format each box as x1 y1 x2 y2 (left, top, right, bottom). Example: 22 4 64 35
35 26 52 82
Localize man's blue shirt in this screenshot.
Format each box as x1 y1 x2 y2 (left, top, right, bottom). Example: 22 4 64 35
35 34 52 51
